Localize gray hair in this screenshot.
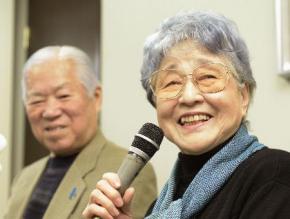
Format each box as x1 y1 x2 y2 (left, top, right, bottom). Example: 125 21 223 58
141 10 256 107
22 45 99 101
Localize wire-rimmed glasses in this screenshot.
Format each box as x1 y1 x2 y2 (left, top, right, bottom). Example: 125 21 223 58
149 62 231 100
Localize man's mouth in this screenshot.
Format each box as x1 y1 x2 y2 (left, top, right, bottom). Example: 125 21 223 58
45 126 66 132
179 114 211 126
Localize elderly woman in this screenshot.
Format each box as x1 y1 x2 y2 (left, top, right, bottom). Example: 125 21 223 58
83 11 290 219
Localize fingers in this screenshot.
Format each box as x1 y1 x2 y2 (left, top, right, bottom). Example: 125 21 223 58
90 188 120 216
82 172 135 219
121 187 135 216
96 178 123 208
82 172 122 218
82 203 113 219
102 172 121 188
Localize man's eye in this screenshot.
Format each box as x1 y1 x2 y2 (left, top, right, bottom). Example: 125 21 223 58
29 100 44 105
58 94 70 99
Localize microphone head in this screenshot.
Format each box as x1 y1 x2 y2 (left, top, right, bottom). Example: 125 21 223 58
130 123 164 160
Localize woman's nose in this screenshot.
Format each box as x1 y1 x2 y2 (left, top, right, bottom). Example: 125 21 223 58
178 81 204 104
42 98 62 119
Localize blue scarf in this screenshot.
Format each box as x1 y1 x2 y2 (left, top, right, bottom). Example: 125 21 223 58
146 125 265 219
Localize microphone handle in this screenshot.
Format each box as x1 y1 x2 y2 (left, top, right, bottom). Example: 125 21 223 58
94 153 145 219
117 152 146 194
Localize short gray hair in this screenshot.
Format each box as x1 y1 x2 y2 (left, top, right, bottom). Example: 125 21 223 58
22 45 99 101
141 10 256 107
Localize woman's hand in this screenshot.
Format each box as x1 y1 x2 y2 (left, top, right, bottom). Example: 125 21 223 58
82 172 135 219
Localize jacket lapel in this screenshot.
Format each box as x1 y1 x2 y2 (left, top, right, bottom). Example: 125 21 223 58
43 129 107 219
11 157 48 219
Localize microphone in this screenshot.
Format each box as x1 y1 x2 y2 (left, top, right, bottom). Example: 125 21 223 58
94 123 163 219
117 122 164 194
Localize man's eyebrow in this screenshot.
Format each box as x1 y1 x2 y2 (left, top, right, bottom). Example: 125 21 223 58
28 82 71 97
54 82 71 91
27 92 43 98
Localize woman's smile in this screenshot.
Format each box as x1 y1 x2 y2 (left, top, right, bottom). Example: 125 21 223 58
155 40 249 155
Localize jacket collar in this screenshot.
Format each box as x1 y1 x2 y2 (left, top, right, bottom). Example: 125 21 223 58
43 129 107 219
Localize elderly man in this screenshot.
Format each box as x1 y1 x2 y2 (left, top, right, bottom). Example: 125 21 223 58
5 46 157 219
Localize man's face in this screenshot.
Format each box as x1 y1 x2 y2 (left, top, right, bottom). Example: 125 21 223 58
25 58 102 156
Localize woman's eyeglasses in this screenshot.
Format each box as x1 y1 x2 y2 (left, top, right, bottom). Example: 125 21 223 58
149 62 231 100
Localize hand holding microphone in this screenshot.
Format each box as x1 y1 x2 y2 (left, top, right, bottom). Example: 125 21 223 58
82 123 163 219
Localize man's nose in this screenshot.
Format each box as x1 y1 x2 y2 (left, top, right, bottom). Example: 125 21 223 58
42 98 62 119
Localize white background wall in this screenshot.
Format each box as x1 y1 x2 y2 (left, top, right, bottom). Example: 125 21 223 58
101 0 290 191
0 0 14 218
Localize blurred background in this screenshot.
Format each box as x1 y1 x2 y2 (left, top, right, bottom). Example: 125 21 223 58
1 0 290 218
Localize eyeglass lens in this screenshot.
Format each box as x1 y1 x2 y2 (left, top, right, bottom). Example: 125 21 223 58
151 63 228 99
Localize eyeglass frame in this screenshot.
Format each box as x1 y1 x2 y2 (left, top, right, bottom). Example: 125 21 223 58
148 62 233 100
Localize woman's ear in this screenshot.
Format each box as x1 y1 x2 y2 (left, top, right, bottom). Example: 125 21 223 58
240 83 250 116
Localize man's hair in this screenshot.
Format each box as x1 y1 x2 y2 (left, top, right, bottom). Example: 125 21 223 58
22 45 99 101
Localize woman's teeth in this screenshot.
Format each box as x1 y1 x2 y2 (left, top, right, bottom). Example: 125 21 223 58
180 114 210 125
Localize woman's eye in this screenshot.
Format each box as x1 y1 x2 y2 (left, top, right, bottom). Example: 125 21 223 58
198 73 218 81
164 80 182 88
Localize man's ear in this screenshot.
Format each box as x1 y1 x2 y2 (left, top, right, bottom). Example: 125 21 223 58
94 85 102 113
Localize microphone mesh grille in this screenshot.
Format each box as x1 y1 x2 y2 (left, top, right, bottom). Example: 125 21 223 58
138 123 164 146
131 123 164 159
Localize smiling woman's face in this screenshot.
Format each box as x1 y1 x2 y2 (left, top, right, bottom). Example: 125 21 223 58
155 39 250 155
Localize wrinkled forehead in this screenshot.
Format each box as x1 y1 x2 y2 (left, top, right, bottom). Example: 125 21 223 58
158 39 235 73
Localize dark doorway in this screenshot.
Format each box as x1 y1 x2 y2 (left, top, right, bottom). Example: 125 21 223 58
24 0 101 165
